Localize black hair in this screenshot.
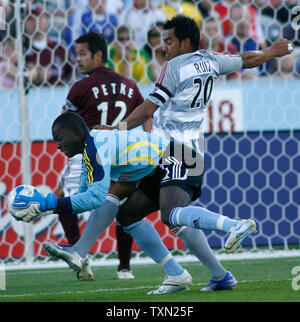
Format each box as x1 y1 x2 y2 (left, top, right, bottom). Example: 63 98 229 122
52 111 88 136
163 15 200 51
75 31 108 62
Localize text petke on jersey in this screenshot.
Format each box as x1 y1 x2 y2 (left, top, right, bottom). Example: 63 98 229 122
91 82 135 99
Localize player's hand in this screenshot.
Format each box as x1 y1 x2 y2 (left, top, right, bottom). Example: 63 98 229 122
270 39 294 57
13 189 57 212
93 124 116 130
11 204 43 223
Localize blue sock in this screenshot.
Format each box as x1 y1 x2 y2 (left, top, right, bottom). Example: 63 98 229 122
71 196 119 258
123 220 183 276
169 206 239 232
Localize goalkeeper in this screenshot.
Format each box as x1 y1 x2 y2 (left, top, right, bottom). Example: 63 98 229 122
12 111 256 294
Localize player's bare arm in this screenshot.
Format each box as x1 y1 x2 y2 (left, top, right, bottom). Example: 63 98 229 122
241 39 294 68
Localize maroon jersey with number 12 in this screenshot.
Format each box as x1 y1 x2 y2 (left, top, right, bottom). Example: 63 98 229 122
63 66 144 129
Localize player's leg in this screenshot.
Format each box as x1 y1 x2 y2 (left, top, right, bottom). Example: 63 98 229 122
167 204 256 253
159 185 235 289
157 142 237 290
67 181 136 258
56 155 94 280
43 182 135 278
57 155 82 246
57 182 80 245
160 142 256 255
117 183 192 294
116 221 134 279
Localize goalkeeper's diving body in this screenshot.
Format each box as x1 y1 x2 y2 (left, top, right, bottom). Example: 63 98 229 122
14 111 256 294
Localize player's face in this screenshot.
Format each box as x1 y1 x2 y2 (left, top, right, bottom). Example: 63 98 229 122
75 42 97 74
162 28 184 61
52 126 84 158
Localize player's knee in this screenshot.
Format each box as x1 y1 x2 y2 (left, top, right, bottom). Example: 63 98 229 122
160 208 171 225
116 209 136 227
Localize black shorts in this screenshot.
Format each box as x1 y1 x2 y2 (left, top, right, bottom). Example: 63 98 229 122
138 140 204 203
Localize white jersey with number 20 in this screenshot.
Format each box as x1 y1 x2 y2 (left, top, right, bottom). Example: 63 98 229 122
149 50 242 147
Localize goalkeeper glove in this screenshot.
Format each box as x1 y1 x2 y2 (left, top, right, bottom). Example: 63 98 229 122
13 188 57 212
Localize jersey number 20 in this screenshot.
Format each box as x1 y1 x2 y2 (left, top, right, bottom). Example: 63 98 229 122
190 75 213 109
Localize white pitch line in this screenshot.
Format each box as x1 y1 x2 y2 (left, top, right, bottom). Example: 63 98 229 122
0 285 155 298
0 278 293 299
2 249 300 271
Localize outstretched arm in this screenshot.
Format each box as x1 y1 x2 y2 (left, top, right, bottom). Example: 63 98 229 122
241 39 294 68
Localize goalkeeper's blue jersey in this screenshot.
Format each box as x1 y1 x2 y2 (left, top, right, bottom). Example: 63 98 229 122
69 128 168 213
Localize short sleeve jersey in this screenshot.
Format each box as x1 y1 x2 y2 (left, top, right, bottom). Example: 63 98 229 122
148 50 242 143
63 66 145 129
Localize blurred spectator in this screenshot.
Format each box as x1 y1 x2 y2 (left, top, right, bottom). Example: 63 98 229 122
108 24 149 84
200 16 238 54
197 0 215 18
273 55 299 80
25 3 73 86
64 0 118 60
200 16 239 79
228 4 258 52
0 0 16 41
119 0 165 48
106 0 124 14
0 38 17 89
227 3 259 79
157 0 203 27
213 0 266 48
142 21 166 82
44 0 72 42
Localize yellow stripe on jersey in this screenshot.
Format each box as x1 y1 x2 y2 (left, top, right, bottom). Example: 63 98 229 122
113 155 158 167
83 145 93 184
112 141 163 165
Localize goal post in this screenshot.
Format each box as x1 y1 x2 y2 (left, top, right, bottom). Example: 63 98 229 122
15 0 35 262
0 1 299 268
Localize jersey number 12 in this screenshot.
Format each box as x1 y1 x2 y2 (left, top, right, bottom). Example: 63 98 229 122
97 100 127 126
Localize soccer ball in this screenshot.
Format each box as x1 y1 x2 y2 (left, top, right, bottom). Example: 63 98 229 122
7 185 52 222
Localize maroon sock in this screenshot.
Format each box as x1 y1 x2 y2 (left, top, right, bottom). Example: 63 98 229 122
58 213 80 245
116 224 133 271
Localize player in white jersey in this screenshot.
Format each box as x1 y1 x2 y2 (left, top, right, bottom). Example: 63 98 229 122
151 49 242 146
95 15 294 291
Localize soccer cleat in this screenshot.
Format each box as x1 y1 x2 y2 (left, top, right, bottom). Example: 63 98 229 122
77 257 94 281
201 271 237 291
224 219 257 254
147 269 192 295
117 269 135 280
43 241 84 272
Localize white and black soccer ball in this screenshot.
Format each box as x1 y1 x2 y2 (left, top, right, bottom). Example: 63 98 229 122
7 185 52 222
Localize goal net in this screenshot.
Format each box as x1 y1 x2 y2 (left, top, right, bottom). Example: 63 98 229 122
0 0 299 268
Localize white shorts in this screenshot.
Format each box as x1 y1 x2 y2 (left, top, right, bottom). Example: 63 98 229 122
59 154 82 197
59 154 128 204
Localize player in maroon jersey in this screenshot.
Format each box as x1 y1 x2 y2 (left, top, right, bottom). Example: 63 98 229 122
58 31 151 280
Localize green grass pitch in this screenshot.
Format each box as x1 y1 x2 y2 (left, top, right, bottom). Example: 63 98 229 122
1 256 300 302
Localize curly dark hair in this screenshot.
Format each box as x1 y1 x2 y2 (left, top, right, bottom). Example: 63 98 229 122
163 15 200 51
